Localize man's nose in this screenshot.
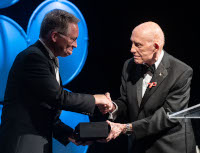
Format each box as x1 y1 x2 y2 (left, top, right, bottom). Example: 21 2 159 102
72 40 77 48
130 44 136 53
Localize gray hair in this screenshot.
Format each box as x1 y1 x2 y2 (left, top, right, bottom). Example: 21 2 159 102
40 9 80 39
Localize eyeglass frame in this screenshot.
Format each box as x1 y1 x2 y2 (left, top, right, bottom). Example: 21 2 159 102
57 31 77 44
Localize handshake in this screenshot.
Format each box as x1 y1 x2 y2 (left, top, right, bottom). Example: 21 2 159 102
93 92 115 114
68 92 131 146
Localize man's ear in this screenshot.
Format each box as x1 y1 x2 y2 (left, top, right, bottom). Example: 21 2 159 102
153 43 160 61
51 31 58 43
154 42 159 51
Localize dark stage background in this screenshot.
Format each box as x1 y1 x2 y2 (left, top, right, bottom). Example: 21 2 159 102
1 1 200 152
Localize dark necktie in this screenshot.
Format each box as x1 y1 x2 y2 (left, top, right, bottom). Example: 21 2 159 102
52 57 59 68
142 64 155 74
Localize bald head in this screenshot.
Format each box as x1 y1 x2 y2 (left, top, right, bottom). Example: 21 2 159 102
130 22 165 65
133 21 165 49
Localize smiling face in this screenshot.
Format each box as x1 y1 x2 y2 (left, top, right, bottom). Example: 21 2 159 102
53 23 79 57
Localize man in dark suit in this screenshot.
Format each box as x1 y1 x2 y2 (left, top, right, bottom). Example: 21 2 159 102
101 22 196 153
0 9 112 153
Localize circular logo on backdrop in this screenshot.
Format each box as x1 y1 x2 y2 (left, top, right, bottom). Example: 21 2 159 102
0 15 28 101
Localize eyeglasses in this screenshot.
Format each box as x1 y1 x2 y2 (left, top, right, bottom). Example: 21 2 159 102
57 32 77 43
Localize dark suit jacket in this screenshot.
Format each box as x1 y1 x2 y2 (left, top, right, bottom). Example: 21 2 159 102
0 40 95 153
114 52 196 153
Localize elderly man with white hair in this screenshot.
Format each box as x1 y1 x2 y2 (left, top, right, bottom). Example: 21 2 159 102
101 21 196 153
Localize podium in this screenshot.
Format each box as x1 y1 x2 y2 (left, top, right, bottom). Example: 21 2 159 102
168 103 200 119
168 104 200 153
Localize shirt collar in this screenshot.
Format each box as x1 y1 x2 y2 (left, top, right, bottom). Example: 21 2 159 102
39 39 59 67
154 50 164 69
143 50 164 69
39 39 56 60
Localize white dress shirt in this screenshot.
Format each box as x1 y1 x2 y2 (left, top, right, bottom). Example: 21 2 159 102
142 51 164 97
39 39 60 85
109 50 164 120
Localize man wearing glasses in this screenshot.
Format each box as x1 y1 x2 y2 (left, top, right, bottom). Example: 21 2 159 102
0 9 113 153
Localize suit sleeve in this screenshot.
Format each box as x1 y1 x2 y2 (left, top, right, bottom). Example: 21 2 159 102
132 68 193 140
113 60 130 122
52 118 73 146
21 52 95 115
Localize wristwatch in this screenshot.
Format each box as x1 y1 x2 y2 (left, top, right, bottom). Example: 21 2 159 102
123 123 133 135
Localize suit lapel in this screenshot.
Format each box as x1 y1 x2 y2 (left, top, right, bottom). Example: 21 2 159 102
34 40 57 77
133 65 144 107
139 53 170 111
136 77 143 106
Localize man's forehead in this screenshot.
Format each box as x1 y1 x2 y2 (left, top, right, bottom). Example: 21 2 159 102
131 25 155 42
68 23 79 34
131 28 144 39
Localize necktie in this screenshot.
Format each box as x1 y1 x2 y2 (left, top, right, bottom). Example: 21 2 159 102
142 64 155 74
53 57 59 68
51 57 60 84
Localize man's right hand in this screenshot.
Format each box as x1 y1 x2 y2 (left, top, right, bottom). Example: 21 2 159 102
94 92 116 114
105 92 116 113
93 93 113 114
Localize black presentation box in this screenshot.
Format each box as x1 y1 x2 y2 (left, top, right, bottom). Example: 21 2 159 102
73 122 110 142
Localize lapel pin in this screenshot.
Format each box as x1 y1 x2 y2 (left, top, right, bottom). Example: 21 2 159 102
148 82 157 88
159 72 162 76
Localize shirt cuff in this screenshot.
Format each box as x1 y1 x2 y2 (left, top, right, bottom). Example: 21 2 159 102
108 102 118 121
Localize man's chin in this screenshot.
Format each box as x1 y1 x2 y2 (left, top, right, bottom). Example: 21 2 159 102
66 50 72 56
134 59 143 65
61 52 72 57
